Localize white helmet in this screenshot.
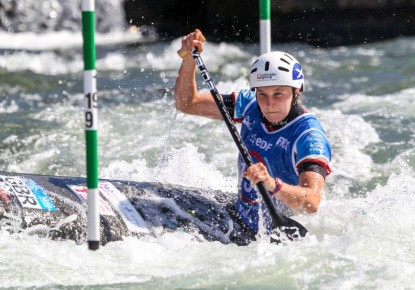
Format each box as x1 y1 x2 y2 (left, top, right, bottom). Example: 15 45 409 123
249 51 304 91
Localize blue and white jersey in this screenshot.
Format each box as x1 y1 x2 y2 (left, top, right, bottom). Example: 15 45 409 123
233 89 332 233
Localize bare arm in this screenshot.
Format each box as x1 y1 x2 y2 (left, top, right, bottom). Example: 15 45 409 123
174 29 222 119
244 163 325 214
274 171 324 213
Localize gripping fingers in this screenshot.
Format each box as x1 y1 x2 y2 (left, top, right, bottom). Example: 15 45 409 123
244 163 273 188
177 29 206 58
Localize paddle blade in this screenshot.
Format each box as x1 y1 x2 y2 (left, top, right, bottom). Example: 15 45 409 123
269 218 308 244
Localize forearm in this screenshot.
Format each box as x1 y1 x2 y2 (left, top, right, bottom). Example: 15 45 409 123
174 56 198 113
274 182 321 214
174 56 222 119
257 169 324 214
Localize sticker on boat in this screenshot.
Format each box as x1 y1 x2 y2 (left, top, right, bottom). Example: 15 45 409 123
0 175 56 211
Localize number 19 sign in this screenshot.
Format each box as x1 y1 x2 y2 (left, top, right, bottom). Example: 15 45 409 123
85 89 97 129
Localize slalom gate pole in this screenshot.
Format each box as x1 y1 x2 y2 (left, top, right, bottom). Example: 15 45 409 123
259 0 271 54
82 0 100 250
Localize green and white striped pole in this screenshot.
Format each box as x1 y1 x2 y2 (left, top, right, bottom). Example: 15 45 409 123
82 0 99 250
259 0 271 54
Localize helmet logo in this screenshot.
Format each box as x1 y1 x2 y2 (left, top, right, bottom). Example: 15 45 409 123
256 72 277 81
292 63 303 80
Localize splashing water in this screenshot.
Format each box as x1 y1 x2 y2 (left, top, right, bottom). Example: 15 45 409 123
1 10 415 287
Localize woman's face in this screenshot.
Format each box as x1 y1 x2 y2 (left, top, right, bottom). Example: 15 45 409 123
256 86 298 123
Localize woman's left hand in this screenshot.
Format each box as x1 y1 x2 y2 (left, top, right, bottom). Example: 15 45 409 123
243 162 275 192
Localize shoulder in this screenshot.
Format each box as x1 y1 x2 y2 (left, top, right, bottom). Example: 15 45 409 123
292 113 327 133
235 89 257 120
293 115 330 147
293 117 332 174
236 89 255 103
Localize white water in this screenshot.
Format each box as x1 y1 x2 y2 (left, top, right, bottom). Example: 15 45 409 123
1 26 415 288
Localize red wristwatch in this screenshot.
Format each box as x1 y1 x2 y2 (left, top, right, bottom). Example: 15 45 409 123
270 178 283 196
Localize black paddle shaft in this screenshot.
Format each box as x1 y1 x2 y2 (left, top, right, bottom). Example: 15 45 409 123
191 49 308 240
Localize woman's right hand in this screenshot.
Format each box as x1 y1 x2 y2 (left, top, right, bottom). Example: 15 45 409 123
178 29 205 59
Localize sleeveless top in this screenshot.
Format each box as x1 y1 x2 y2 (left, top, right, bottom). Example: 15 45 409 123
233 89 332 233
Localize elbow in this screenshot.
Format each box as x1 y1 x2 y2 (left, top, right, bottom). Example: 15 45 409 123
174 93 187 113
302 195 321 214
175 100 184 112
304 203 319 214
174 90 193 114
175 100 192 114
